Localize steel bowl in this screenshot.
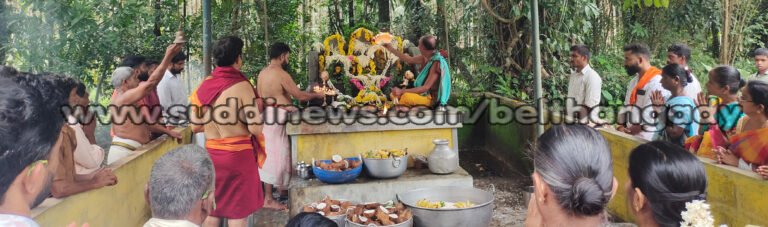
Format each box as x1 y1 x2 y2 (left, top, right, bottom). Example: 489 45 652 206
363 154 409 179
397 186 494 227
345 213 413 227
325 213 347 227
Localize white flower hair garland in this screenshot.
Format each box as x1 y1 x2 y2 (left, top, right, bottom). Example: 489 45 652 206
680 200 714 227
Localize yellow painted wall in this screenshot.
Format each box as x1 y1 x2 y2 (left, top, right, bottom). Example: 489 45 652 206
600 129 768 226
295 128 454 166
33 128 192 227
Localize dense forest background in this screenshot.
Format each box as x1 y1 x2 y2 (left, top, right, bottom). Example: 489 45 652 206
1 0 767 107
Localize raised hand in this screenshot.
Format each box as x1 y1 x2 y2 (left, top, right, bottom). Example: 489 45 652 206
696 92 715 124
165 43 183 58
650 90 665 106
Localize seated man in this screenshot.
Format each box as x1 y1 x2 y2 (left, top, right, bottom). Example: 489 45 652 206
109 43 183 164
383 36 451 108
49 75 117 198
0 68 66 226
144 145 214 227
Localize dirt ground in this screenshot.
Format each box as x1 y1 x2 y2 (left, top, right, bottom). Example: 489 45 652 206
459 149 532 227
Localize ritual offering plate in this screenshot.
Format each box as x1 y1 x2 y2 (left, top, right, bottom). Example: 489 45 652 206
397 187 494 227
301 196 357 227
363 149 409 179
373 32 394 44
346 201 413 227
312 155 363 184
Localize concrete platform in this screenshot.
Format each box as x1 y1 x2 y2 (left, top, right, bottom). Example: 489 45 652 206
289 167 473 216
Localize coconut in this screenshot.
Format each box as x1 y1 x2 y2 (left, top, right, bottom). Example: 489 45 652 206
331 155 343 163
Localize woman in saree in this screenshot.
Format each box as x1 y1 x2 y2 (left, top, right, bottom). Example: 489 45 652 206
713 80 768 179
685 66 746 159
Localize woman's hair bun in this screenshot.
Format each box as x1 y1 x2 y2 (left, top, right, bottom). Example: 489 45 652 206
566 177 607 216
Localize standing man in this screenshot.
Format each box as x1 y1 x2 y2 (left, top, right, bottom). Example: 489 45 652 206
566 44 602 124
189 36 267 227
142 60 164 140
0 71 66 226
157 53 189 128
749 48 768 82
109 44 183 164
257 42 324 210
666 44 702 100
617 43 670 140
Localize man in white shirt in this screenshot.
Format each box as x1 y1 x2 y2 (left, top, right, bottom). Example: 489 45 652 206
144 145 214 227
617 43 670 141
666 44 702 100
566 44 602 124
749 48 768 82
157 53 189 128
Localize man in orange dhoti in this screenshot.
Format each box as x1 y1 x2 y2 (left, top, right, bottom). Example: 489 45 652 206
189 36 264 227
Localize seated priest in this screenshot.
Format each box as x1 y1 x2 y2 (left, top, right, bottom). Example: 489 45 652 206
383 36 451 108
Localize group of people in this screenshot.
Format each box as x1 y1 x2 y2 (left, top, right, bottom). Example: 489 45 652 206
567 43 768 178
525 124 710 227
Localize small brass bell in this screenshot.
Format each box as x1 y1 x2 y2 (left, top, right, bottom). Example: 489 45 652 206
173 30 188 44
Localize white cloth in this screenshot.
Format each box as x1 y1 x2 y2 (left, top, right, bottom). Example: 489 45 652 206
619 72 671 141
67 116 104 175
0 214 40 227
107 136 143 165
748 71 768 82
683 68 702 101
567 64 602 121
258 107 291 187
157 69 189 126
142 218 199 227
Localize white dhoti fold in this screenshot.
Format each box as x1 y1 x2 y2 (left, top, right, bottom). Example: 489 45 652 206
107 136 143 165
258 107 291 187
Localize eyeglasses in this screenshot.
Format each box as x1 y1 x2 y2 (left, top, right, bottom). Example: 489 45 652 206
26 160 48 176
202 189 216 210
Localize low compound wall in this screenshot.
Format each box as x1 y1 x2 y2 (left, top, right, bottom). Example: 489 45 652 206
460 92 768 226
32 128 193 227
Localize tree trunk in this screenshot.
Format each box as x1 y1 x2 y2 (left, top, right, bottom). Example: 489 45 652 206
260 0 269 62
719 0 731 64
377 0 390 30
153 0 162 36
436 0 450 66
348 0 354 28
0 0 8 65
362 0 368 23
231 0 241 34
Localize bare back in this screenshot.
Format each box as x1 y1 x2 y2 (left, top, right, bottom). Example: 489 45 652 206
111 90 152 144
201 81 262 140
257 66 294 106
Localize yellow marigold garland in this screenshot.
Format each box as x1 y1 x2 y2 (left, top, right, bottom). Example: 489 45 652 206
323 34 346 57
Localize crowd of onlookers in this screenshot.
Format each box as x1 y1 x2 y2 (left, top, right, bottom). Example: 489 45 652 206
567 44 768 178
1 40 766 227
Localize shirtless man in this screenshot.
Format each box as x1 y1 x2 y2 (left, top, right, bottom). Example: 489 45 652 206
383 36 450 108
189 36 267 227
257 42 324 209
108 43 183 164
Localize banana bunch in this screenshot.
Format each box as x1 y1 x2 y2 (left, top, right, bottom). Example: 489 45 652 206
454 200 475 208
416 199 475 209
416 199 444 209
364 148 407 159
